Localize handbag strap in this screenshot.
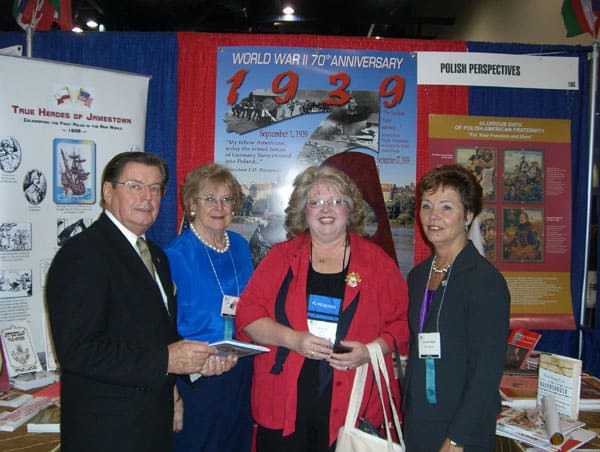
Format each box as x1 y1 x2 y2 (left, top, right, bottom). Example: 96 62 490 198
366 342 406 451
342 357 369 430
392 337 405 390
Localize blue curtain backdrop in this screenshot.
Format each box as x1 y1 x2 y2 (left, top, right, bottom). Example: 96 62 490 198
467 42 593 364
1 32 597 371
0 31 179 247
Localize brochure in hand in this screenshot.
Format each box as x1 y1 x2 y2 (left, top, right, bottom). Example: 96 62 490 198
189 340 270 383
209 339 269 358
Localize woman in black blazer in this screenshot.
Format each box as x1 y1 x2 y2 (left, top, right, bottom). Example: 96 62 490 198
403 165 510 451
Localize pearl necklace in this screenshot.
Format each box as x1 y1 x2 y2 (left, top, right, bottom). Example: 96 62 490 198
431 256 451 273
189 223 230 253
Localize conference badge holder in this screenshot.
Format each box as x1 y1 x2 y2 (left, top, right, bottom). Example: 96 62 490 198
418 332 441 359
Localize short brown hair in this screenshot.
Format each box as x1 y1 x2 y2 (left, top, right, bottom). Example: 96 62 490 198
417 164 482 218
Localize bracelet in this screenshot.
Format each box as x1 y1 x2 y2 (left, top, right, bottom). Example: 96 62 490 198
449 439 462 447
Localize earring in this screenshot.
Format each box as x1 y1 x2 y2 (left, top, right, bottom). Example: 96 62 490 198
190 210 196 219
464 224 470 233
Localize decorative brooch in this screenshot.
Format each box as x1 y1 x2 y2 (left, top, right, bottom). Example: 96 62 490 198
345 272 362 288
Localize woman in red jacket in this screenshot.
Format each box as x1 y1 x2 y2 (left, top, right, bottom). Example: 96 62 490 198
235 165 409 452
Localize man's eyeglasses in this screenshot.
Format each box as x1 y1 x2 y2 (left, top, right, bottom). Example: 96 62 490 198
306 198 347 209
113 180 164 197
194 196 234 207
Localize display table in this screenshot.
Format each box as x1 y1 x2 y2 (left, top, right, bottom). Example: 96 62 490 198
495 410 600 451
0 427 59 451
1 405 598 451
0 381 61 451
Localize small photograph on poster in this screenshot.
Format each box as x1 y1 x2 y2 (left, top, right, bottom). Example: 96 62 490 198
298 90 380 164
0 269 32 299
455 146 496 202
53 139 96 205
57 218 93 246
227 88 333 134
502 207 544 262
0 136 22 173
22 169 47 206
0 222 31 252
477 208 497 261
502 149 544 203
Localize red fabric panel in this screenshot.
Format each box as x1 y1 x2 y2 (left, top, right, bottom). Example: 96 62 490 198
176 33 468 261
415 82 469 263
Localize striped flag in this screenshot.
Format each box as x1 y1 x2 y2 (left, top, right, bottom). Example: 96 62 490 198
12 0 72 31
561 0 600 38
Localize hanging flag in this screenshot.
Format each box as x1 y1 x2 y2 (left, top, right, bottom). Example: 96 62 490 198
12 0 72 31
561 0 600 38
13 0 43 30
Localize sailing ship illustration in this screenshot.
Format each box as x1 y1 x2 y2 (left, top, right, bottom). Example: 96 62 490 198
60 149 89 196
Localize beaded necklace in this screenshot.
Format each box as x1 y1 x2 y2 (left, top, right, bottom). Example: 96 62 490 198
431 255 451 274
189 223 230 253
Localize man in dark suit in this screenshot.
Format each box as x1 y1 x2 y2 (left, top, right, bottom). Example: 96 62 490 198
46 152 235 452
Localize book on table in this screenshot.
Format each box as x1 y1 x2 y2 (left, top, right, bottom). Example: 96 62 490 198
33 381 60 399
0 396 56 432
499 372 538 409
0 321 43 378
579 374 600 411
0 390 33 408
26 405 60 433
10 370 59 391
537 353 582 419
499 371 600 413
496 406 596 452
505 328 542 370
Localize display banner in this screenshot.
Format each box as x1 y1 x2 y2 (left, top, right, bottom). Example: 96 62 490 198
215 46 417 273
417 52 579 90
429 114 573 330
0 55 150 357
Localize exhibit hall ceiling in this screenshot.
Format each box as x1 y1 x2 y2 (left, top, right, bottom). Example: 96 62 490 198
1 0 465 39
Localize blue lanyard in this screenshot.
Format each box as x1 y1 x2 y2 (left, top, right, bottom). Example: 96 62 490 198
422 262 453 405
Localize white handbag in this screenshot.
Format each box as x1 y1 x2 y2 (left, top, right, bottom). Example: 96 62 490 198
336 342 405 452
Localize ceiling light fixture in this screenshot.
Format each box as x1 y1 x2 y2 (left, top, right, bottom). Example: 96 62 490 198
282 6 295 15
86 19 98 28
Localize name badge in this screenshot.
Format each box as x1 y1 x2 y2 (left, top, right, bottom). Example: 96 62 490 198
221 295 239 317
418 332 441 359
307 294 341 344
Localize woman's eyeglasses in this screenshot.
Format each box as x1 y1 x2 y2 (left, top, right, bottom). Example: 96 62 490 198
306 199 347 209
194 195 234 207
